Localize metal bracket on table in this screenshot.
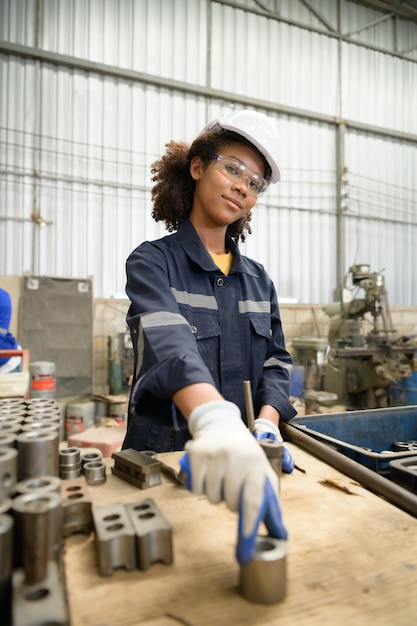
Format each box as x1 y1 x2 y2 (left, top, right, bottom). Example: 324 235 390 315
111 448 161 489
60 476 93 537
92 502 137 576
125 498 173 570
12 561 69 626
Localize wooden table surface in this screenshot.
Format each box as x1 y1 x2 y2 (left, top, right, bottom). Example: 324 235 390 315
64 444 417 626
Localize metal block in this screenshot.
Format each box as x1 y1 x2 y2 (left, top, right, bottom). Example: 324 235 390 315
92 503 137 576
60 477 92 537
111 448 161 489
12 560 69 626
125 498 173 571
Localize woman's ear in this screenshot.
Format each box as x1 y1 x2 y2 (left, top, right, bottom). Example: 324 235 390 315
190 156 204 181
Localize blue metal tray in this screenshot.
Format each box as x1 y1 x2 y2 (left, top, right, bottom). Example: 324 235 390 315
288 406 417 475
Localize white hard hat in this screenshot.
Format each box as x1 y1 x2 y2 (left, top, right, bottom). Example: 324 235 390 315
202 109 281 183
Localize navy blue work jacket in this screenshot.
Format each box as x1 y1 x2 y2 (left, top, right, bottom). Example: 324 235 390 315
125 218 296 436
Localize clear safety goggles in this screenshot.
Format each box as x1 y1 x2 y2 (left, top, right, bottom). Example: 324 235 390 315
208 155 269 196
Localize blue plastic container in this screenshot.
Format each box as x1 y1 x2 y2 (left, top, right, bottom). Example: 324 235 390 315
289 405 417 475
390 371 417 406
290 365 305 398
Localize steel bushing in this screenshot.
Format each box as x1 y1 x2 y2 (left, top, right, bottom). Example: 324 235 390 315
59 448 82 479
0 447 17 500
83 461 106 486
0 433 17 449
24 413 60 424
81 450 103 468
239 536 287 604
21 421 60 434
16 475 62 496
12 492 63 583
0 514 13 624
16 431 59 480
0 420 21 434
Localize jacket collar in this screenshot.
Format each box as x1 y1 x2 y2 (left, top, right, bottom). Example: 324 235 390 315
177 219 259 277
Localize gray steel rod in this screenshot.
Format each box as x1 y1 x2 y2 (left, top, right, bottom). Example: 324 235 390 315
280 422 417 518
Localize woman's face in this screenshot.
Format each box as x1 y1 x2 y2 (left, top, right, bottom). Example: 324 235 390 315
189 141 265 229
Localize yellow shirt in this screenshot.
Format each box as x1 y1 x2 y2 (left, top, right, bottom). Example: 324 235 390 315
209 251 233 276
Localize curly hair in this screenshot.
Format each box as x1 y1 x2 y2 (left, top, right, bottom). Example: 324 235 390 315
150 128 270 243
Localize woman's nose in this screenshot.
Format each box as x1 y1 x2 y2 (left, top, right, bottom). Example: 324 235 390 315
233 176 249 195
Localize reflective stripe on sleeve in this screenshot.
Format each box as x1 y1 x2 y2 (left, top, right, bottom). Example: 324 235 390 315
140 311 190 329
264 356 293 370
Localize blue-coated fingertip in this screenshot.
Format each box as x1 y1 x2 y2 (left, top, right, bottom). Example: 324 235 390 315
263 478 288 541
179 452 192 490
236 478 288 565
282 446 295 474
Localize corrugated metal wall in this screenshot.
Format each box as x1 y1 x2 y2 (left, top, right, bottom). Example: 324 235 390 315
1 0 416 305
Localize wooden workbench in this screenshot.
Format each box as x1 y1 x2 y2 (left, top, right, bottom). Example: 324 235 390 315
63 444 417 626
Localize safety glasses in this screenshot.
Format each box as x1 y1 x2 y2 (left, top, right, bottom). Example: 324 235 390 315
208 155 269 196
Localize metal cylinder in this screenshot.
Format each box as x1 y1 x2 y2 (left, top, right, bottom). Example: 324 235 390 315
239 536 287 604
16 431 59 480
20 421 60 434
25 398 58 411
81 451 102 467
0 415 23 428
24 412 60 423
0 405 25 418
16 475 62 496
0 421 21 434
59 447 82 479
0 514 13 624
83 461 106 486
0 432 17 448
0 447 17 501
12 492 63 582
259 438 283 491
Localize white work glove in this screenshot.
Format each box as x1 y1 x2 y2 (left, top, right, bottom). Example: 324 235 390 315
254 417 295 474
179 400 287 564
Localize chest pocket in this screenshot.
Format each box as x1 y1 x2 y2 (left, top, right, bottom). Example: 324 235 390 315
249 314 271 340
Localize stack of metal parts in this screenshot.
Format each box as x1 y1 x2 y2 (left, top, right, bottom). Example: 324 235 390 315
0 396 104 626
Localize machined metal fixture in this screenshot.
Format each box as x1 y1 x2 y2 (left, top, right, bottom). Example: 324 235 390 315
239 536 287 604
0 514 13 624
83 461 107 486
16 431 59 480
92 502 137 576
12 560 69 626
125 498 173 571
111 448 161 489
0 446 17 501
60 477 93 537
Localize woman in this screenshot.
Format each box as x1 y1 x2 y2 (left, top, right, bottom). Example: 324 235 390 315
123 110 297 564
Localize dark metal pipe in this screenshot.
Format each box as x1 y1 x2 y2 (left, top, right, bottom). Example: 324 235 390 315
280 422 417 518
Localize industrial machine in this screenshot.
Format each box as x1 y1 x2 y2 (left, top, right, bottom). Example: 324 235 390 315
293 264 416 410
